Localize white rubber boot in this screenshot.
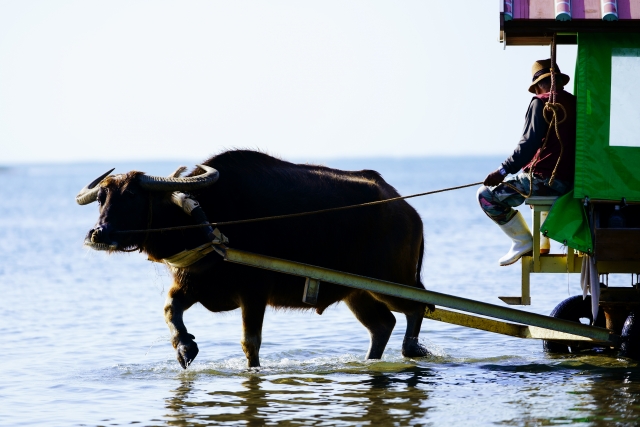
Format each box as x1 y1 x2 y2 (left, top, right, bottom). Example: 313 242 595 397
498 211 533 266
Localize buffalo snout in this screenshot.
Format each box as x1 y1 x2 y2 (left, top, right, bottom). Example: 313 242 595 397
91 224 114 243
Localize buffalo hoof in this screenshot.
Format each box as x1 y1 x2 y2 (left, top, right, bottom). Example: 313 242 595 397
402 337 430 358
176 338 199 369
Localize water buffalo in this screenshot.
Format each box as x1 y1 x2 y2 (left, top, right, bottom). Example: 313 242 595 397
77 150 430 368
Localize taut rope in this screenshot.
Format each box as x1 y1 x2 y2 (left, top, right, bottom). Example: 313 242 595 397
112 181 482 235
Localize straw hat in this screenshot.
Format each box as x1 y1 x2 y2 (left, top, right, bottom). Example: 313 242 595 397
528 59 570 93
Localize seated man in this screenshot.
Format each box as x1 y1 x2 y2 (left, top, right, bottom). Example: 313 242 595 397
478 59 577 266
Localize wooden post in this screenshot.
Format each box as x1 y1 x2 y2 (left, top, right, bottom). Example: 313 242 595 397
521 255 532 305
533 207 542 273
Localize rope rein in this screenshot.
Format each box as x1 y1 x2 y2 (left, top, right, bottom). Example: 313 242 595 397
503 33 566 198
112 181 482 235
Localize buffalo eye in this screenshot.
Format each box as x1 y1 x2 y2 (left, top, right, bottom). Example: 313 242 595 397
97 189 107 206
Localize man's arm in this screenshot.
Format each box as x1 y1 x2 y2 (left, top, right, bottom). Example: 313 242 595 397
483 98 547 186
501 98 547 174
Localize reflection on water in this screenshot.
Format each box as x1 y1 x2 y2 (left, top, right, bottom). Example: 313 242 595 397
157 357 640 426
478 358 640 426
580 365 640 425
164 366 435 426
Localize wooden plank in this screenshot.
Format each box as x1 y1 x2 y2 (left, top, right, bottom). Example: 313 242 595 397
530 0 556 18
506 36 554 45
523 325 602 341
521 253 640 274
424 308 606 342
622 0 640 18
618 0 632 18
533 208 542 272
508 0 640 20
601 287 640 303
515 0 531 19
598 260 640 273
585 0 602 19
526 254 640 274
573 0 587 18
505 35 578 46
571 0 602 18
425 308 524 336
540 254 582 273
503 18 640 30
522 255 531 304
499 296 526 305
525 196 558 206
595 228 640 262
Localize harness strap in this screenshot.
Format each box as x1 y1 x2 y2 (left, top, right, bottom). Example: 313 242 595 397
161 242 217 268
150 193 228 269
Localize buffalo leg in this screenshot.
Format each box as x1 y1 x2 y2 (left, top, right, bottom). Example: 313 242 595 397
164 285 198 369
346 291 396 359
402 306 430 357
240 299 266 368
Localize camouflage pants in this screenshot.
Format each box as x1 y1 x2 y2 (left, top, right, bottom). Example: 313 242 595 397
477 172 570 225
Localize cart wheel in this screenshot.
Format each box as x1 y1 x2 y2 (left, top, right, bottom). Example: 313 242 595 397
543 295 605 354
619 311 640 360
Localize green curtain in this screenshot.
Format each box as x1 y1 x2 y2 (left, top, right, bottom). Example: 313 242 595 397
544 33 640 250
541 190 592 253
574 33 640 202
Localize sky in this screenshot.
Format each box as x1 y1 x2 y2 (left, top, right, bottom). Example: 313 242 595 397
0 1 577 164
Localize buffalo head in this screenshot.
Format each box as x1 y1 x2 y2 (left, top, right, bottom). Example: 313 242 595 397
76 165 219 252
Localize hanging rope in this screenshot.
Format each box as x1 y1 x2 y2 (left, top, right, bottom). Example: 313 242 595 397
504 33 566 198
112 181 482 235
544 33 567 187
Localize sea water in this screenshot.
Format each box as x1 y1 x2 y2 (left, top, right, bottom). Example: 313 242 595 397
1 157 638 426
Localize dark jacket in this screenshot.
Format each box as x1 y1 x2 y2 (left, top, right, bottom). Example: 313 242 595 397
502 90 577 183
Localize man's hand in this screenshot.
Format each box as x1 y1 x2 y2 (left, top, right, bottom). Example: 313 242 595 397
484 169 506 187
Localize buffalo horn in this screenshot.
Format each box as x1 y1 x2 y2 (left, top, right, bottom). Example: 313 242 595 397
138 164 219 192
75 168 115 205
